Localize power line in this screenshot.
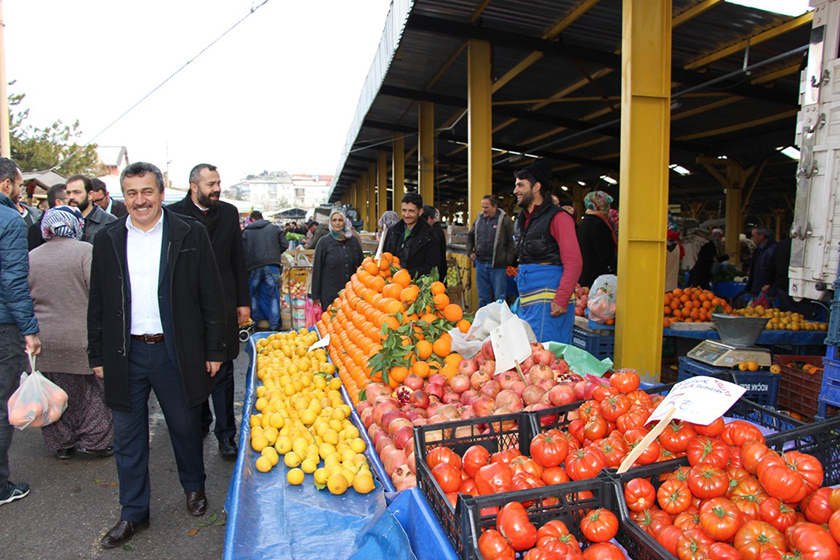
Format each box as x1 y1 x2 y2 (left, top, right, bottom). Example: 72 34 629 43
50 0 270 172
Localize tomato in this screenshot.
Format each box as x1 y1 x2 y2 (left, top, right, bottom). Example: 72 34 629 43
802 488 834 525
830 509 840 545
431 463 461 494
616 409 649 433
728 446 743 469
537 520 581 555
677 528 714 560
511 471 544 504
786 521 840 560
462 444 490 477
491 448 523 466
542 466 570 486
510 455 544 479
729 477 769 521
478 528 515 559
565 448 607 481
733 520 784 560
658 448 679 463
656 524 685 556
664 466 692 483
594 437 628 468
599 394 630 422
624 478 657 513
578 400 601 421
530 432 569 468
583 415 609 441
427 447 462 470
829 488 840 512
582 542 625 560
700 497 744 542
631 507 673 537
475 462 513 495
692 417 726 437
591 385 618 402
523 549 558 560
721 420 765 447
659 422 698 453
726 467 751 497
740 440 771 474
610 369 641 393
580 508 618 543
625 428 661 466
674 510 701 531
497 502 537 551
687 463 729 499
625 389 653 408
758 497 803 533
687 436 730 468
658 479 693 515
707 542 742 560
459 478 477 495
758 451 823 504
569 419 587 445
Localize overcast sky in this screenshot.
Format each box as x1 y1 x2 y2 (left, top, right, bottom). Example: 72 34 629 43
5 0 808 191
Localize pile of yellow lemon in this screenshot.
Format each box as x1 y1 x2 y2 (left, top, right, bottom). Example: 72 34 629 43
733 307 827 332
250 329 375 496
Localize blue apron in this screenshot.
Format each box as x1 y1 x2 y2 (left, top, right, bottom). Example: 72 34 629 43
515 263 575 343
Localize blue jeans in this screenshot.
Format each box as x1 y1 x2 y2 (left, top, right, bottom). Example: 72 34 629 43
249 265 281 330
475 261 508 308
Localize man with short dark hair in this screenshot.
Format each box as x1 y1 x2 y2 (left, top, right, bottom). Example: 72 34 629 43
467 195 516 308
243 210 289 331
168 164 250 459
88 162 227 547
89 178 128 218
0 157 41 507
422 205 448 280
66 174 116 242
27 183 68 250
512 160 582 343
383 192 441 278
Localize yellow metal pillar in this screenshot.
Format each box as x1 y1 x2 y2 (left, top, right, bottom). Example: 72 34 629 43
614 0 672 382
377 150 388 222
725 186 742 266
393 135 405 210
418 101 435 206
468 39 492 313
357 176 368 229
367 162 377 231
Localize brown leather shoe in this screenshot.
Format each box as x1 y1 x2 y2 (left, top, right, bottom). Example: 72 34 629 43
100 519 149 548
185 491 207 516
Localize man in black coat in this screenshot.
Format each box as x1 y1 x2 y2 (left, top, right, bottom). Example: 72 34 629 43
88 162 227 548
383 192 441 279
168 164 250 460
422 204 448 281
90 178 128 218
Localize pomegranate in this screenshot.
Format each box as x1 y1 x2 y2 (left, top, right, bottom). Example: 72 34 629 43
458 359 478 376
425 383 444 400
472 396 496 417
404 374 425 391
428 374 447 386
529 364 554 385
393 425 414 450
548 384 576 406
394 385 413 405
410 390 430 409
522 385 547 406
460 389 480 405
481 338 496 360
450 373 471 394
479 380 501 400
470 370 490 390
495 389 523 412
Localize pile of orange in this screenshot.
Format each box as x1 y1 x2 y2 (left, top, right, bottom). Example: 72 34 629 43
663 287 733 327
316 253 471 405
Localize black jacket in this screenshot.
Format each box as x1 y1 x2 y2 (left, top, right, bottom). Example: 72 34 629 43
382 218 441 279
242 220 289 270
431 222 448 280
168 196 249 361
310 234 364 311
515 203 563 265
87 209 227 412
577 213 616 287
108 199 128 219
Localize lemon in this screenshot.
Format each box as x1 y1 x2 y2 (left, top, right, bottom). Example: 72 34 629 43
344 425 360 440
251 434 269 453
313 467 329 485
301 457 319 474
287 468 305 485
353 472 375 494
350 438 367 454
262 427 278 445
250 414 262 428
327 473 348 495
255 397 268 412
269 413 285 430
329 378 341 390
341 468 356 486
323 430 339 445
284 451 302 468
323 363 336 375
261 447 279 466
341 448 356 463
292 438 308 456
255 456 273 473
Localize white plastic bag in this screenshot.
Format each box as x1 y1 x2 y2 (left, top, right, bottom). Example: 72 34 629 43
448 301 536 358
587 274 618 324
7 355 68 430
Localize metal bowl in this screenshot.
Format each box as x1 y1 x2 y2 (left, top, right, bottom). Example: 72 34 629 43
710 313 769 347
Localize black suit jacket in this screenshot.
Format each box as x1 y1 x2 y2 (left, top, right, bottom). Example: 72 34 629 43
109 199 128 218
87 209 227 412
168 196 249 361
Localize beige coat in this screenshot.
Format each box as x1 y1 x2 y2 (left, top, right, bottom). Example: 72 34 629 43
28 237 93 374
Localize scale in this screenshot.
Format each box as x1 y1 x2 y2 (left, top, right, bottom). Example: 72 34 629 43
686 313 772 368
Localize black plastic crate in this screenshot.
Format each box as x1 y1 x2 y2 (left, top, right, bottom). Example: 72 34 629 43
571 325 615 360
413 411 532 559
678 356 780 407
461 477 665 560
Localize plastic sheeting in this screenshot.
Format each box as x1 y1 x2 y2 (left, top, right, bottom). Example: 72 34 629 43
223 334 417 560
663 327 826 345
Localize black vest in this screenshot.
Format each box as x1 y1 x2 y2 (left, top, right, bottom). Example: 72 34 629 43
515 203 565 265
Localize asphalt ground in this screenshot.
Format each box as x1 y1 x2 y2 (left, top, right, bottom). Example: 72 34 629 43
0 344 251 560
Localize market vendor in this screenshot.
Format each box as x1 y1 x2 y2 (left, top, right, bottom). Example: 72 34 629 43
310 208 364 312
512 160 582 343
382 192 441 278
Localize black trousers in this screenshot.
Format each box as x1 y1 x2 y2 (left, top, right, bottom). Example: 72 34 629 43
201 360 236 440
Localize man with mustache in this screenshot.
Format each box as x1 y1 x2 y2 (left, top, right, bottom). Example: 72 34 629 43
65 174 116 243
168 164 249 460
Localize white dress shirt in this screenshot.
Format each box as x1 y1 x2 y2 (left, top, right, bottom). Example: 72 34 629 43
127 212 165 335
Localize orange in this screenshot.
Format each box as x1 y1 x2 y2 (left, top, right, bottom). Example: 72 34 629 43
747 360 759 372
430 281 446 296
412 361 430 378
389 365 409 383
432 334 451 357
416 340 433 360
370 276 386 293
383 315 401 331
378 258 390 271
433 293 450 310
420 313 438 325
443 303 463 323
385 299 403 315
445 352 463 367
363 260 379 275
400 286 419 304
440 363 459 380
381 252 394 262
456 319 471 333
392 269 411 288
382 283 402 300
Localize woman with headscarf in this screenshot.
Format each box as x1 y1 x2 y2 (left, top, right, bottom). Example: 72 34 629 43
576 191 617 288
688 228 726 288
28 206 113 459
377 210 400 241
310 209 364 312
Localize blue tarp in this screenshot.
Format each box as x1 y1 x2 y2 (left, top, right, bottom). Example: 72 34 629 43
663 327 826 345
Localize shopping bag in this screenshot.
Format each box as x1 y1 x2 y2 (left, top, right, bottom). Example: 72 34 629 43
7 355 68 430
305 298 323 328
587 274 617 324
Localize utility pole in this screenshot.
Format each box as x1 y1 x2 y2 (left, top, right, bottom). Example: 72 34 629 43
0 0 10 157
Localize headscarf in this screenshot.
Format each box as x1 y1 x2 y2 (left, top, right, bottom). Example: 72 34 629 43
41 205 84 241
608 208 619 237
584 191 613 213
378 210 399 233
329 209 352 242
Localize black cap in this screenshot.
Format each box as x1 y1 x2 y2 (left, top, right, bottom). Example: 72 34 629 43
520 159 552 192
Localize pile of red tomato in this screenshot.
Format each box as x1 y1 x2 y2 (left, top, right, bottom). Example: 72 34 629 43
623 426 839 560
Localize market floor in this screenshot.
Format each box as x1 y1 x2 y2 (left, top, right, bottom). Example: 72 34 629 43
0 344 250 560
